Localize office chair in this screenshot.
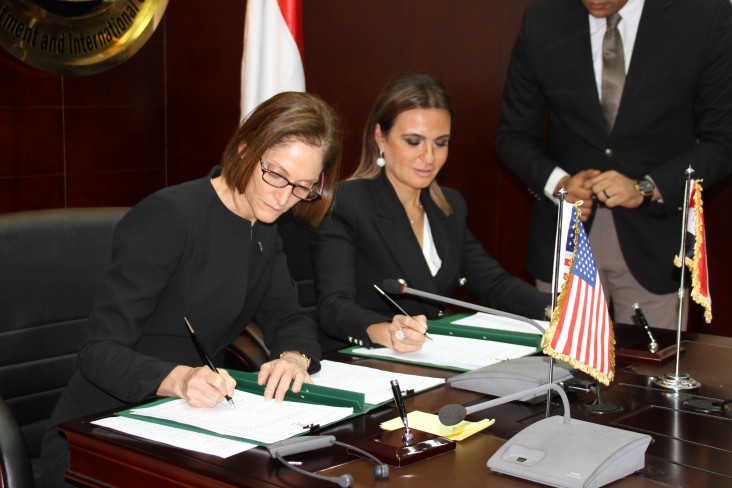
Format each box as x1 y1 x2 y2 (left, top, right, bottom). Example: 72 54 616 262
0 397 34 488
225 321 269 372
0 207 128 482
278 210 317 317
278 211 347 354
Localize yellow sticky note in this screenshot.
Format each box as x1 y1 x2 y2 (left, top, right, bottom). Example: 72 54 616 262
379 410 494 441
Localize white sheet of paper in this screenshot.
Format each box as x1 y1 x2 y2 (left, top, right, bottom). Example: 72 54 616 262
310 360 444 404
92 416 256 458
451 312 548 334
129 389 353 445
348 334 538 371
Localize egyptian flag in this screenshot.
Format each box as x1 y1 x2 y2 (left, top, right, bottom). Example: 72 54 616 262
675 180 712 324
240 0 305 120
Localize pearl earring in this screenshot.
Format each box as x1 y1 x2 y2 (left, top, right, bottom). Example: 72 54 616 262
376 151 386 168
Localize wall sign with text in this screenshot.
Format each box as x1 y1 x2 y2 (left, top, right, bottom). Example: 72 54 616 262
0 0 168 76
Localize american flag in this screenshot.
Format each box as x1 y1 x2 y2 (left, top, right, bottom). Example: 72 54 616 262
543 202 615 386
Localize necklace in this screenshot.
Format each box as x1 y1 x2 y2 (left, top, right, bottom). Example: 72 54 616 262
408 204 424 225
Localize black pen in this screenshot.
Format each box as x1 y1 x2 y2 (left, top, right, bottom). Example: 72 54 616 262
373 284 433 341
184 317 236 409
390 379 413 444
632 303 658 353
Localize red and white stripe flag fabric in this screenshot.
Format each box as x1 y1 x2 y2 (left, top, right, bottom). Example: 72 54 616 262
543 201 615 386
675 180 712 324
240 0 305 120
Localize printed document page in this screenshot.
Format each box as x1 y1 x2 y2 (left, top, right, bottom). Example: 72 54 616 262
348 334 537 371
451 312 548 334
129 389 353 444
311 360 444 404
92 416 255 458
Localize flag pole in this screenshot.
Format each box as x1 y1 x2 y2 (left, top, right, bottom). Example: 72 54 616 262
545 187 567 417
652 166 700 391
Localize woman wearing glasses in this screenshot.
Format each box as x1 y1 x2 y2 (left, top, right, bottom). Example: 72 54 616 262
41 92 341 487
312 73 548 353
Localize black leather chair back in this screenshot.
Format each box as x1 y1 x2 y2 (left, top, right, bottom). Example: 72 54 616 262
277 211 347 354
0 207 128 459
278 211 317 314
0 396 34 488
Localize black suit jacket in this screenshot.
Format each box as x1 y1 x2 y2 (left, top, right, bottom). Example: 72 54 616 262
312 173 549 348
495 0 732 293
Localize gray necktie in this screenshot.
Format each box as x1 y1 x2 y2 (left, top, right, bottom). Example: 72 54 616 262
601 13 625 133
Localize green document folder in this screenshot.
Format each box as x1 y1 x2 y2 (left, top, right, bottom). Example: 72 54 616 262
339 313 543 371
116 370 400 446
426 313 543 347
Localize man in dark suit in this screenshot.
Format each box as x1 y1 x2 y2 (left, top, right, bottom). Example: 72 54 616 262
495 0 732 328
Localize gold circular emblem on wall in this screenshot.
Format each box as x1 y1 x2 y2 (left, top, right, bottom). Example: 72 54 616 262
0 0 168 76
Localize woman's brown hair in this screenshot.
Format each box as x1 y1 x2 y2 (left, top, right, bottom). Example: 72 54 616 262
220 91 342 226
351 72 455 216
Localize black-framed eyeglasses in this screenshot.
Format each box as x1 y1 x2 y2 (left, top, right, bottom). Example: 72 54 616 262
259 160 322 201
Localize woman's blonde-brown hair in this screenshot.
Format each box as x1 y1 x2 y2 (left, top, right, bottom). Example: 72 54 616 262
220 91 342 227
350 72 455 216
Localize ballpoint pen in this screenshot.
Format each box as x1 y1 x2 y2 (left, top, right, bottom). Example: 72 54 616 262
390 379 413 444
183 317 236 409
632 303 659 353
373 284 433 341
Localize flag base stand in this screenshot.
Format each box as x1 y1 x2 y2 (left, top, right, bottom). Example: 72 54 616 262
565 378 623 414
684 399 731 414
580 399 622 414
652 372 700 391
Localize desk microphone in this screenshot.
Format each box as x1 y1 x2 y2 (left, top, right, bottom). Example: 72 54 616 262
435 384 652 487
439 383 567 426
267 435 389 487
380 279 545 334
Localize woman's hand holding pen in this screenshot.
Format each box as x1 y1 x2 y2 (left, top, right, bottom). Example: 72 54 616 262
367 314 428 353
258 355 312 402
158 365 236 408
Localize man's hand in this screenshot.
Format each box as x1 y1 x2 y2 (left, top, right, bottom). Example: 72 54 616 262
556 169 600 221
588 170 645 208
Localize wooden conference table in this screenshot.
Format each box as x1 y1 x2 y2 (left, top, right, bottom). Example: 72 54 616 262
60 326 732 487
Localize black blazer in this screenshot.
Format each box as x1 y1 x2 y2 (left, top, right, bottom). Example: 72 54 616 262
312 173 549 348
495 0 732 293
49 170 321 423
